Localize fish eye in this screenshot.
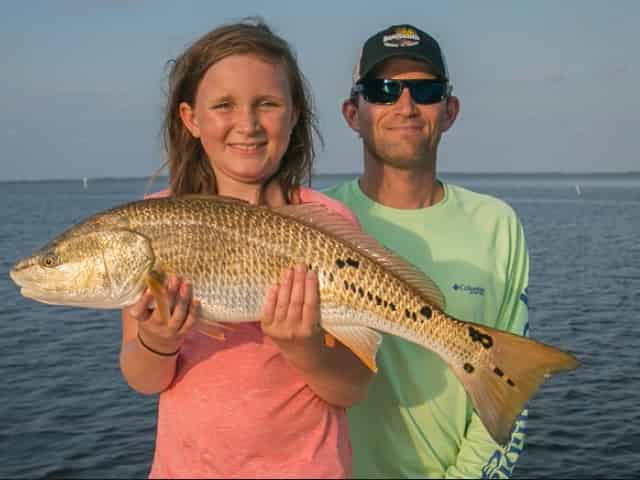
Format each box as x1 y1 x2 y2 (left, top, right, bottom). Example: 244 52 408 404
42 253 60 268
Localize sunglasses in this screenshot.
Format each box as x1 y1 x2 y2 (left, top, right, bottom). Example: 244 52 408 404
352 78 451 105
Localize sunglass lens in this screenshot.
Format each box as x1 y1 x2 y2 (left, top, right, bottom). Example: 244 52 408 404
409 81 447 104
358 79 447 105
361 79 401 103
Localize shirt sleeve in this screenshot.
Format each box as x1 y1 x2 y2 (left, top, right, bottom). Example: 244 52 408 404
144 188 171 199
298 187 362 227
446 214 531 479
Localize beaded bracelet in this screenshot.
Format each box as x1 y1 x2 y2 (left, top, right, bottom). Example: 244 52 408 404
137 332 180 357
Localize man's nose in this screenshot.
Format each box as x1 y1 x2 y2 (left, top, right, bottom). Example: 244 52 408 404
394 86 418 114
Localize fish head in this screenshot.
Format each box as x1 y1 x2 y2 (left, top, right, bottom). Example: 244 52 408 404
10 227 154 309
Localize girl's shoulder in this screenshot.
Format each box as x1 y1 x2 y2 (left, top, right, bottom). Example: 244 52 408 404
144 188 171 199
298 187 361 227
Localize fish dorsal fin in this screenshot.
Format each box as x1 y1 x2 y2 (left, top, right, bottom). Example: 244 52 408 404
154 193 251 204
273 202 446 311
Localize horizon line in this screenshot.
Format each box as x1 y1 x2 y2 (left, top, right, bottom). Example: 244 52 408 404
2 170 640 184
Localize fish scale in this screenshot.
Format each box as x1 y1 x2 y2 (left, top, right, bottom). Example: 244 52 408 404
9 194 579 446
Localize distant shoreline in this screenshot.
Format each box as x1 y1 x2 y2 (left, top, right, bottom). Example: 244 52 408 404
2 171 640 184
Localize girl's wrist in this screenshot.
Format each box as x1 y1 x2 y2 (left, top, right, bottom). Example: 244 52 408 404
137 331 181 357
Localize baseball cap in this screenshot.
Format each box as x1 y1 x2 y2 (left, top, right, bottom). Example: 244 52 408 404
353 24 449 84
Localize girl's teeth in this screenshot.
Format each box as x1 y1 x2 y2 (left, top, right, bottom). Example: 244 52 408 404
233 144 261 152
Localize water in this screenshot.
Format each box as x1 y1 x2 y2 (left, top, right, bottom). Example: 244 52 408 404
1 173 639 478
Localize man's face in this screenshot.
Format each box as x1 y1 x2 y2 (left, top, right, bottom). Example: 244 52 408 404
344 57 458 170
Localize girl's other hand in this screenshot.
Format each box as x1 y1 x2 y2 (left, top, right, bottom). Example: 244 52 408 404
125 275 200 355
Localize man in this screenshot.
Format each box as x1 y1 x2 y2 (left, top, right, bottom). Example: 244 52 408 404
324 24 530 478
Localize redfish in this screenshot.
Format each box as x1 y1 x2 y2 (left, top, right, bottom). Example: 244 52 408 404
9 195 579 444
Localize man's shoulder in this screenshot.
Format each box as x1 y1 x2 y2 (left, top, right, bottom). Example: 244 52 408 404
446 182 520 222
321 178 358 202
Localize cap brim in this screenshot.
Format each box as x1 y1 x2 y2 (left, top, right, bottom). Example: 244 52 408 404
358 51 445 83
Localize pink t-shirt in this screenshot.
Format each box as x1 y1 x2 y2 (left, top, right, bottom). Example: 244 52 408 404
145 187 358 479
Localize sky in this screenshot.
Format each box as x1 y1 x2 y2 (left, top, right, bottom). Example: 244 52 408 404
1 0 638 181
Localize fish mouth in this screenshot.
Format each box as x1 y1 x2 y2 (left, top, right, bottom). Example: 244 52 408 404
11 268 148 309
10 257 27 272
9 261 53 291
9 267 30 289
18 287 71 306
17 285 128 309
9 265 98 307
10 265 73 305
9 268 19 284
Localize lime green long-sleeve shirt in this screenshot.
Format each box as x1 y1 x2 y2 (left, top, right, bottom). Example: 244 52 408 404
324 179 530 479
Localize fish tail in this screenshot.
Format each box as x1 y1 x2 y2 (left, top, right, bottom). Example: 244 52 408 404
451 324 580 445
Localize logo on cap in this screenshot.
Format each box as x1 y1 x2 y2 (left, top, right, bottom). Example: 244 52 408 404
383 27 420 48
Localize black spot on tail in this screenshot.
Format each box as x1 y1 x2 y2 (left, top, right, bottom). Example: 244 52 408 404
420 306 432 319
468 326 494 349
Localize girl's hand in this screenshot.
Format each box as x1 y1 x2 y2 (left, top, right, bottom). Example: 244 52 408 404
260 262 374 407
124 275 200 355
261 263 325 366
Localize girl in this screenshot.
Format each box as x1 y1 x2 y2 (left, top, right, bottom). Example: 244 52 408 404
119 19 372 479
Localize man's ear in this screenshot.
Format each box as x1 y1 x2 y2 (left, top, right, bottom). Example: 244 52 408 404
342 98 361 135
441 95 460 133
179 102 200 138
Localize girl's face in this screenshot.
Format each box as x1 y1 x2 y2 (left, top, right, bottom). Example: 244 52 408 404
180 54 298 197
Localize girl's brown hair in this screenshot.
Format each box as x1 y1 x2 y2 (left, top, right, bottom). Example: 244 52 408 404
155 18 319 199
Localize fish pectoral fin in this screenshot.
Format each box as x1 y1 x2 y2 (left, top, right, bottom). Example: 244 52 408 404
322 324 382 372
194 320 229 341
144 270 170 325
324 333 336 348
